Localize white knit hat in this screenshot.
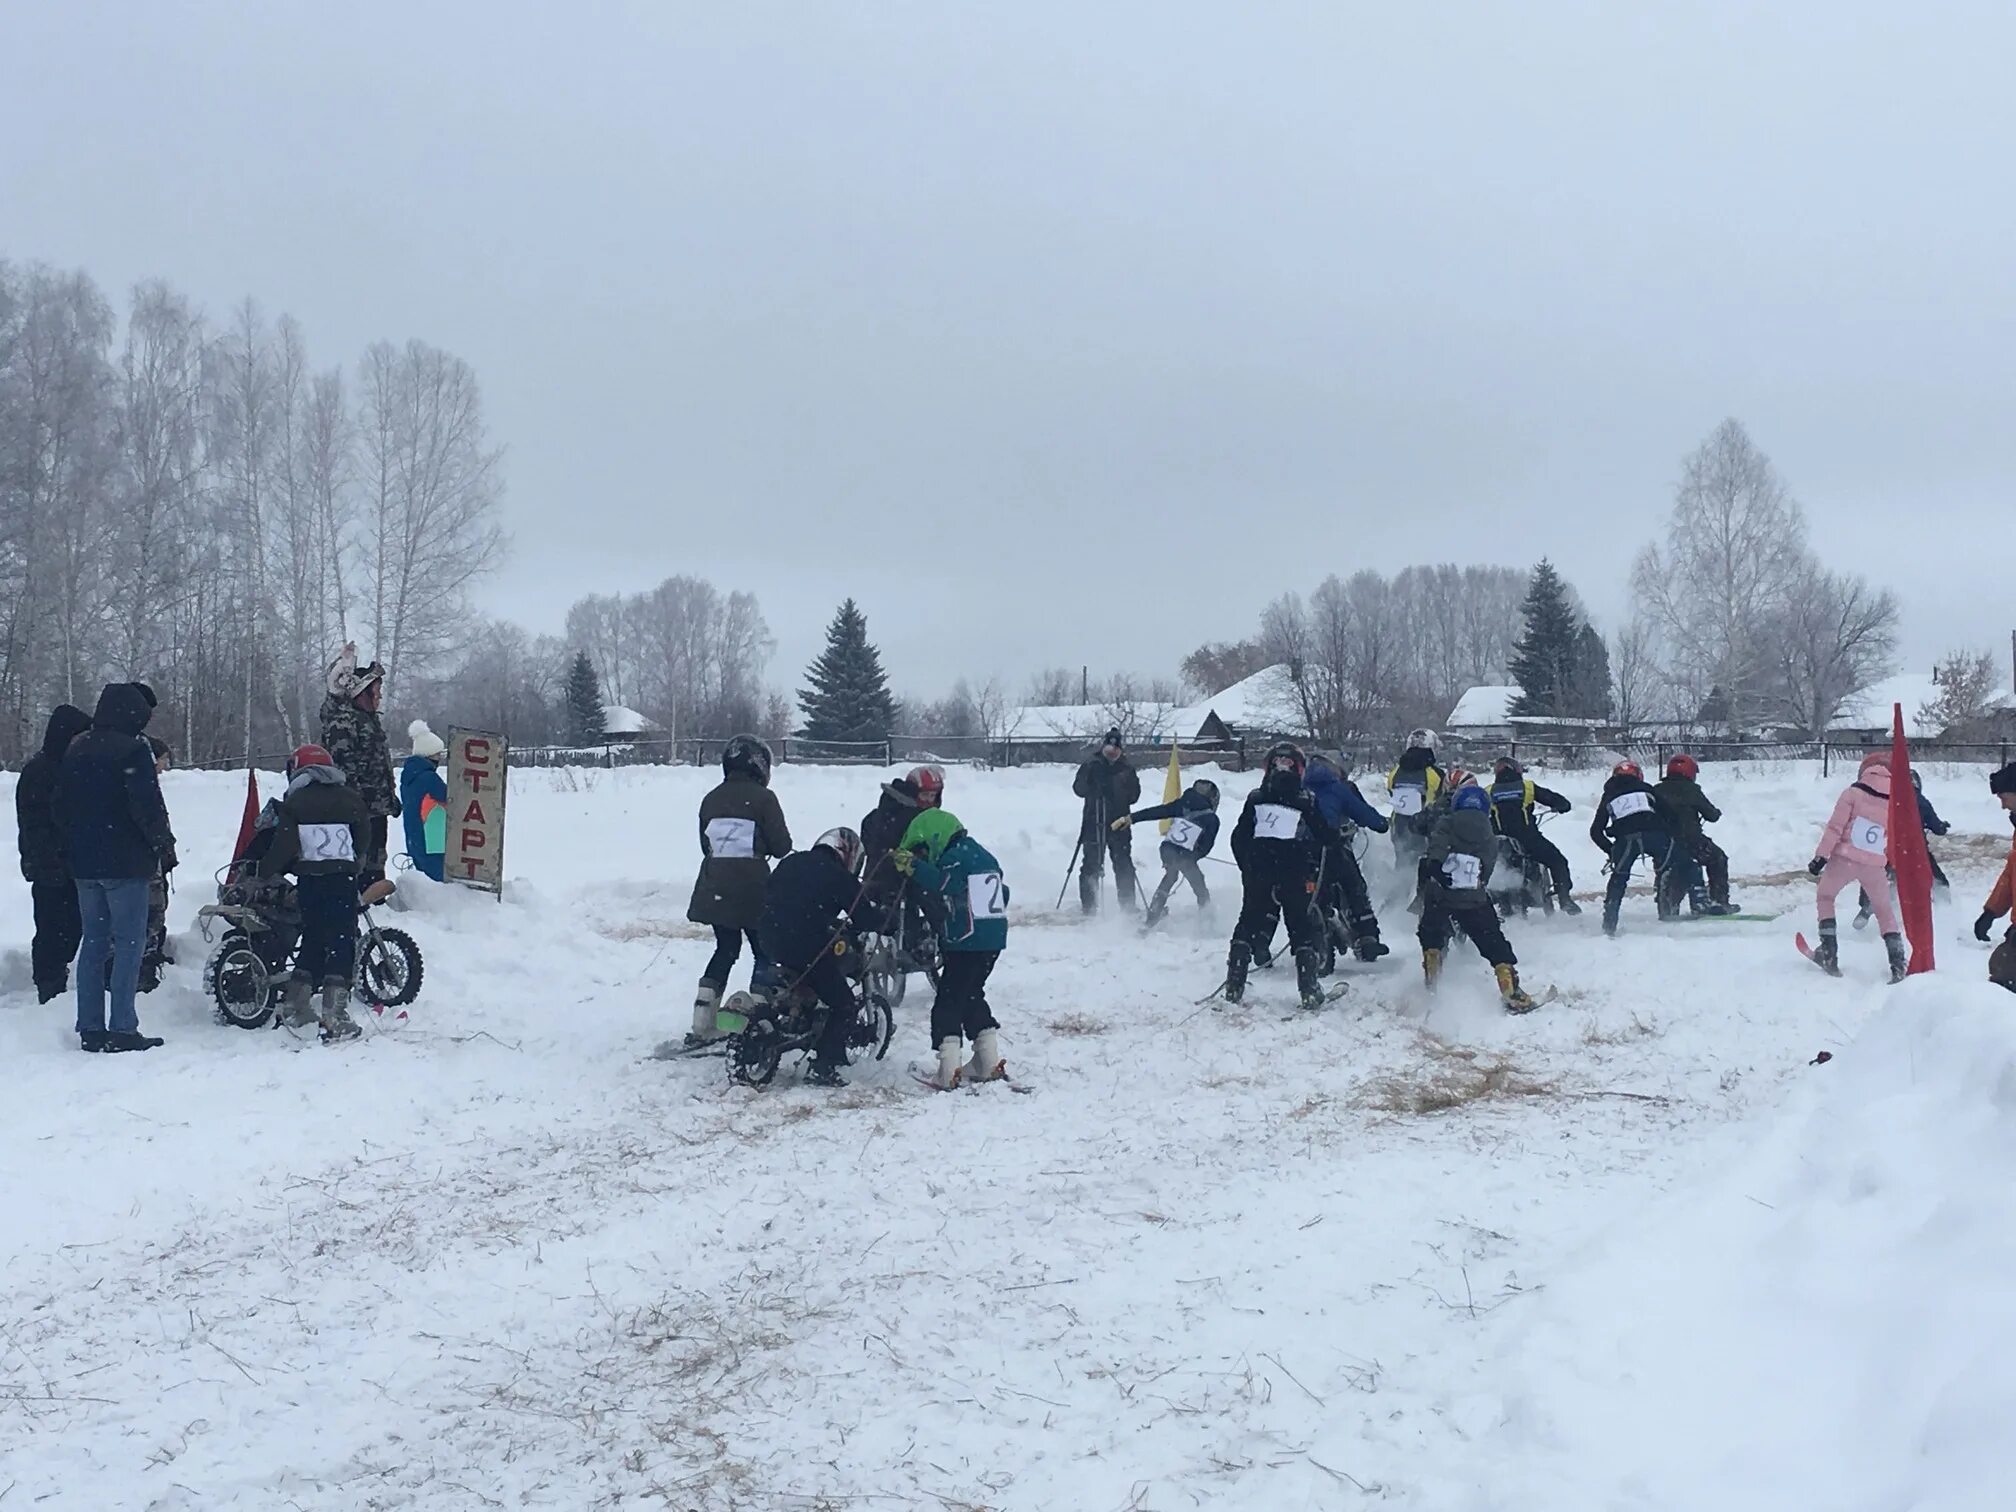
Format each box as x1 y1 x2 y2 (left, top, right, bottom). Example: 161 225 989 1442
408 720 447 760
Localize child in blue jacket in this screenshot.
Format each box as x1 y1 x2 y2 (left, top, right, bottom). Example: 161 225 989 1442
399 721 449 882
1112 777 1222 929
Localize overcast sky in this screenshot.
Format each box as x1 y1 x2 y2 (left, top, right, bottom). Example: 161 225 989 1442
5 2 2012 699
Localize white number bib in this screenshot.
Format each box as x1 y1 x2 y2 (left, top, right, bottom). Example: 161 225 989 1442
1390 786 1425 816
1441 853 1482 890
705 816 758 859
1252 803 1303 841
1850 817 1887 855
298 823 355 863
968 872 1007 920
1165 817 1204 852
1609 791 1653 821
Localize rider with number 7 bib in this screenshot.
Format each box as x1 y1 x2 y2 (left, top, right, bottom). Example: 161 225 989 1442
894 808 1009 1090
1111 778 1221 928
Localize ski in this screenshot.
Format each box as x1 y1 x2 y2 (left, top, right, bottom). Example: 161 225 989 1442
1282 982 1351 1018
648 1038 729 1061
910 1067 1032 1094
1794 932 1843 977
1662 912 1780 924
1504 985 1559 1015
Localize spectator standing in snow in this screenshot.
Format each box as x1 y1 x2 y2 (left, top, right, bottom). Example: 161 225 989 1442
318 643 398 889
681 734 791 1050
15 703 92 1003
1073 729 1141 913
1974 762 2016 993
400 721 450 881
55 683 175 1052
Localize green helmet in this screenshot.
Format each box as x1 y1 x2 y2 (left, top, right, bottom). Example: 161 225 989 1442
899 807 965 862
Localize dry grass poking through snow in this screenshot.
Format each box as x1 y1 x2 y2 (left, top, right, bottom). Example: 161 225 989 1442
1351 1034 1555 1117
1045 1012 1109 1037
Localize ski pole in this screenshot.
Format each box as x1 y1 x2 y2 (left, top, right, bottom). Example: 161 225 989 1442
1054 834 1085 911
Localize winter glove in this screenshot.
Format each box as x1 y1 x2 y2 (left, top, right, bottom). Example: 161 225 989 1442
1930 820 1951 836
1979 911 1998 943
1544 794 1571 814
389 795 403 819
1807 857 1827 876
160 843 179 874
890 849 917 877
1110 816 1132 832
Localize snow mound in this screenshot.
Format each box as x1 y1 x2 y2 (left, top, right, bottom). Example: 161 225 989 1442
1461 977 2016 1512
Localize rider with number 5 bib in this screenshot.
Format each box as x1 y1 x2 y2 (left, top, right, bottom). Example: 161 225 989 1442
1113 778 1221 929
894 808 1009 1090
1385 729 1448 885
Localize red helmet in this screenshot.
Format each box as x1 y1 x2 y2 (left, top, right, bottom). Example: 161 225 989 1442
907 764 945 808
1613 759 1642 780
288 743 335 775
1665 753 1699 780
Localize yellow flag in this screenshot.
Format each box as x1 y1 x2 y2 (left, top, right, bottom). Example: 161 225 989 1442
1161 741 1183 834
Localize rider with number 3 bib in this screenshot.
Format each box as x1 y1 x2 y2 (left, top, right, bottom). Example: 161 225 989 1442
1112 778 1221 929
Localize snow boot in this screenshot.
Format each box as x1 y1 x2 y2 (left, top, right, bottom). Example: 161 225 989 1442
806 1061 846 1088
1812 919 1842 977
1704 900 1741 917
318 981 362 1043
78 1030 106 1052
279 975 318 1028
1421 947 1443 991
101 1030 164 1053
964 1027 1006 1083
1852 898 1874 931
930 1037 965 1090
1494 962 1538 1014
1353 934 1390 962
1883 931 1909 984
1294 948 1324 1009
1224 941 1252 1005
1556 889 1582 916
683 980 724 1050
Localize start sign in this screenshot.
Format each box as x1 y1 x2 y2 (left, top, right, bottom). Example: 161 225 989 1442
446 729 508 896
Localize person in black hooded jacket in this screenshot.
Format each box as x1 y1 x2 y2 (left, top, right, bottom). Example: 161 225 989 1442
16 704 93 1002
1589 759 1676 935
55 683 175 1052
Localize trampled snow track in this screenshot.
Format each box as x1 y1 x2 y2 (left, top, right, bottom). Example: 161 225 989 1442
1 761 2005 1508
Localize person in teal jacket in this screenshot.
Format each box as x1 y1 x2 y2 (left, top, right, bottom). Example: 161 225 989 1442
399 721 449 882
895 807 1008 1089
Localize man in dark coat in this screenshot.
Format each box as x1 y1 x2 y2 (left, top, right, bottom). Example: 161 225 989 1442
680 734 792 1050
1073 729 1141 913
17 704 92 1002
55 683 175 1052
318 643 398 888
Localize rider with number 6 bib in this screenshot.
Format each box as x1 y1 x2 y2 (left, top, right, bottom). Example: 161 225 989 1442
894 808 1009 1090
1112 778 1221 928
1419 781 1538 1011
1589 760 1677 936
755 827 869 1088
1225 743 1334 1010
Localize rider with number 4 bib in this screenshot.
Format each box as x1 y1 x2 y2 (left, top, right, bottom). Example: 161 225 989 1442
1225 743 1335 1011
1112 778 1221 928
895 808 1009 1090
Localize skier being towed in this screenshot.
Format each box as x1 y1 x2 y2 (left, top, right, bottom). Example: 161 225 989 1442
1224 742 1335 1011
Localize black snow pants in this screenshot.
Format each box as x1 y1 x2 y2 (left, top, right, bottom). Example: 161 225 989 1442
933 950 1000 1047
1418 890 1517 967
1080 817 1139 912
1146 844 1209 924
295 873 360 986
31 879 83 999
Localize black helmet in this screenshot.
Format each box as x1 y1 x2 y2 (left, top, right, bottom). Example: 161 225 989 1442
1263 741 1306 778
722 734 773 785
814 826 865 877
1493 755 1522 780
1187 777 1221 810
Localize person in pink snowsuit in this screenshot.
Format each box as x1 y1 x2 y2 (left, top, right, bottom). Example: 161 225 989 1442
1806 752 1908 980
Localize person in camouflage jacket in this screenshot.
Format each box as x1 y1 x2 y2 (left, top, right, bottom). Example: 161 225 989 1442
318 643 398 886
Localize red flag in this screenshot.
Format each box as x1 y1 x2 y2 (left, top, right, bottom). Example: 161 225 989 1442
231 768 261 864
1887 704 1936 974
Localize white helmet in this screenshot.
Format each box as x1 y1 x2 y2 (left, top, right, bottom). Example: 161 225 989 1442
815 826 865 877
1406 728 1437 751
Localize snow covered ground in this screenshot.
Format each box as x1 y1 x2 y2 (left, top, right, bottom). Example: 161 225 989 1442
2 757 2011 1510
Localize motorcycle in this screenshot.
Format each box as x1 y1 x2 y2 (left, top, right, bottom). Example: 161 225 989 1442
720 943 895 1087
199 870 424 1030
